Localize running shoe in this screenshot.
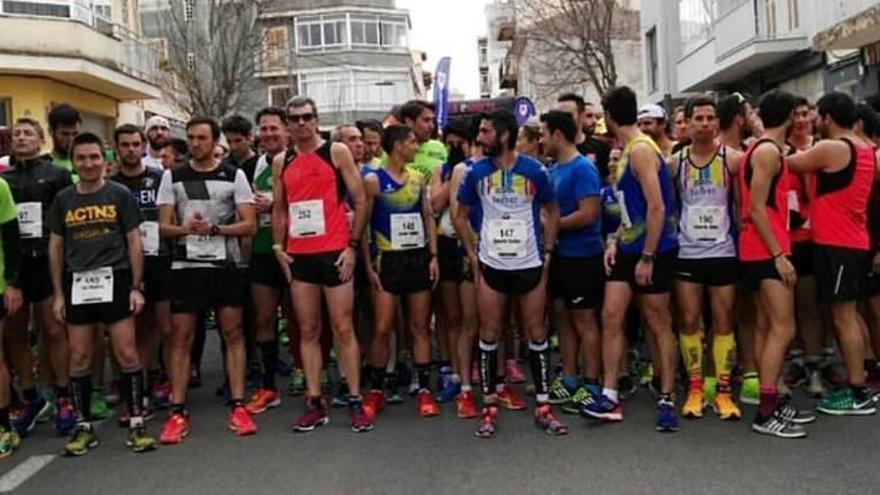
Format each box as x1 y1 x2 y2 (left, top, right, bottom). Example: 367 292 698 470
331 381 350 409
656 399 680 432
349 402 373 433
64 424 98 456
534 404 568 436
506 359 526 384
548 377 573 405
245 388 281 415
456 391 478 419
117 406 156 428
89 390 110 421
158 412 190 445
0 428 20 459
777 400 816 424
12 394 49 435
561 387 589 415
228 405 258 436
436 379 461 403
55 397 76 434
474 405 498 439
36 400 54 423
816 388 876 416
681 388 705 419
385 372 404 404
362 390 386 421
496 384 527 411
580 394 623 421
713 393 741 420
806 369 827 398
703 377 718 405
638 361 654 387
416 390 440 417
292 398 329 432
752 414 806 439
126 426 158 453
739 372 759 405
288 368 305 397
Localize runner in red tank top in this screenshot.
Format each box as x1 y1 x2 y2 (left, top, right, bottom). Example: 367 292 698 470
270 97 372 433
787 92 880 416
738 89 814 439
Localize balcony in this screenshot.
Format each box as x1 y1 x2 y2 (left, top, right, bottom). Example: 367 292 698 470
813 2 880 50
0 0 161 100
676 0 809 91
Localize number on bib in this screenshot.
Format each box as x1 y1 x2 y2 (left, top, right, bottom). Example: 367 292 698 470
487 218 527 258
685 205 726 243
140 221 160 256
288 200 326 238
186 235 226 261
16 202 42 239
390 213 425 250
71 267 114 305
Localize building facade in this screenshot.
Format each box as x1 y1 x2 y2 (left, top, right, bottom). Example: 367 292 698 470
641 0 880 106
0 0 162 143
257 0 416 127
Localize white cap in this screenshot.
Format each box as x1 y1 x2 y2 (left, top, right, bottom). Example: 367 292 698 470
638 103 667 121
144 115 170 131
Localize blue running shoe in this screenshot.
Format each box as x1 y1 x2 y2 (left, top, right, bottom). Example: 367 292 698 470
580 394 623 421
436 380 461 403
13 394 50 435
656 399 680 432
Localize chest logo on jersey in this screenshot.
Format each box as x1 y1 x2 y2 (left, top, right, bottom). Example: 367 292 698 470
481 173 534 205
134 189 157 208
65 205 117 226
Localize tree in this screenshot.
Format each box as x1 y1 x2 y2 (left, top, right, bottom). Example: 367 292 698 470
153 0 269 117
516 0 638 101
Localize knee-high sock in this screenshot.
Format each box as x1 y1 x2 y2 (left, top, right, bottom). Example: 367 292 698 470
478 340 498 400
679 332 703 388
712 333 735 393
529 340 551 403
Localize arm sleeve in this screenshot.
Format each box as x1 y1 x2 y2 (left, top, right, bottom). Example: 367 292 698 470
156 170 175 206
118 187 144 233
233 169 255 205
2 219 21 287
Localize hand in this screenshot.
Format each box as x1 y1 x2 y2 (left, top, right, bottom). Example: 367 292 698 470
130 289 145 315
254 193 273 214
429 256 440 290
872 252 880 273
186 218 212 236
774 255 797 287
603 242 618 275
335 247 356 283
368 267 384 293
3 286 22 315
52 294 65 324
274 249 293 285
634 259 653 286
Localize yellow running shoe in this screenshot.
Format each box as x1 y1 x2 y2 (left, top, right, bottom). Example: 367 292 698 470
713 393 742 420
681 388 705 418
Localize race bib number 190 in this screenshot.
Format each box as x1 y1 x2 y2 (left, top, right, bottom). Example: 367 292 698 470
685 205 725 243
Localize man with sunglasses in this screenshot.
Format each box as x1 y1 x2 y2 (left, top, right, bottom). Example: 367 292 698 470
272 97 371 433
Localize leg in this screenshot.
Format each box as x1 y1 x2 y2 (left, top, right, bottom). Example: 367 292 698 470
640 293 676 395
708 284 737 392
552 299 578 379
756 280 796 418
36 297 70 391
367 288 398 388
438 281 463 378
168 313 196 406
457 281 478 389
407 290 433 392
291 281 324 398
569 308 601 381
675 280 705 388
106 316 145 424
217 306 246 402
600 281 634 395
67 324 97 425
830 301 866 387
518 276 551 402
324 282 360 394
0 321 10 431
251 283 281 391
475 279 506 403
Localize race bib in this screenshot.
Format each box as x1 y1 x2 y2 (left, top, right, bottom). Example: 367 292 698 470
288 200 325 238
16 202 42 238
685 206 726 242
186 235 226 261
71 267 113 305
390 213 425 250
615 190 633 229
140 221 160 256
487 218 527 258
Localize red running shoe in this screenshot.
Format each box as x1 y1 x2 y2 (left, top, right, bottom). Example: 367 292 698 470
228 405 258 436
159 412 190 445
474 405 498 439
456 391 478 419
362 390 386 421
416 390 440 418
292 397 329 432
497 384 527 410
245 388 281 415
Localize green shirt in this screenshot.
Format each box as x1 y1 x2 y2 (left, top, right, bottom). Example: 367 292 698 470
252 155 274 254
52 153 80 184
409 140 447 184
0 178 17 293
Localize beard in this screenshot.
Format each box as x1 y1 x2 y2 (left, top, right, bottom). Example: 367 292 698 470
481 138 502 158
149 137 168 150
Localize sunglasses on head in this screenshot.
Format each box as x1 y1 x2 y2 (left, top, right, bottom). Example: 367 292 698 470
288 113 315 124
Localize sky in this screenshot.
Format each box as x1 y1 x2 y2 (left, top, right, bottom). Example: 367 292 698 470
397 0 493 100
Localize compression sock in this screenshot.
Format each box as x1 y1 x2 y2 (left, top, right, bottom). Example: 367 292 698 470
70 373 93 425
257 339 279 391
528 340 551 404
478 340 499 399
122 368 145 428
679 332 703 390
757 385 778 419
712 333 736 394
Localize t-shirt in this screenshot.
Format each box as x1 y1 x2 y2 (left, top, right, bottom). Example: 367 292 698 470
457 154 555 270
156 162 254 269
110 166 170 258
409 139 447 184
252 154 275 254
577 135 611 180
0 178 18 293
48 181 143 273
549 154 602 257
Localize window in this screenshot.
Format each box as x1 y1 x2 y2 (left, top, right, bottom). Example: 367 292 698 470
263 27 288 69
297 15 346 50
184 0 194 22
646 27 658 92
353 72 412 109
300 72 351 110
351 15 407 49
765 0 778 37
678 0 714 54
269 86 293 108
2 1 71 17
787 0 799 30
149 37 169 64
479 71 490 98
0 99 10 129
478 39 488 68
186 52 196 72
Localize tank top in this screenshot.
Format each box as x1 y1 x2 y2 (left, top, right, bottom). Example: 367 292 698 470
676 145 736 259
370 166 425 252
738 139 790 261
811 138 875 250
786 143 814 243
252 154 274 254
615 134 678 255
282 141 350 255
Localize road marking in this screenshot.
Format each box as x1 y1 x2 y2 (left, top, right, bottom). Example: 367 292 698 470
0 455 55 493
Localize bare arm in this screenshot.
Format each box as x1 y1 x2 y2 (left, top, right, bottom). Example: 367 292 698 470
158 205 187 238
787 141 845 174
542 202 560 251
48 233 64 298
271 152 287 248
631 143 665 255
361 174 379 268
333 143 367 243
449 164 476 261
126 228 144 289
421 174 438 256
221 203 257 237
430 165 450 214
748 145 784 256
725 146 742 176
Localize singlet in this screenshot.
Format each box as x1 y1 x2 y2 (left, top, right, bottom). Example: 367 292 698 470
369 167 426 252
457 154 555 270
676 145 736 259
110 166 170 258
786 142 815 244
281 141 350 255
614 135 678 255
810 138 875 250
252 154 275 255
549 154 603 258
737 139 790 261
600 186 620 240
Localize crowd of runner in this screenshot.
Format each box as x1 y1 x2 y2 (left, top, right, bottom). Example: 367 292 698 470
0 84 878 458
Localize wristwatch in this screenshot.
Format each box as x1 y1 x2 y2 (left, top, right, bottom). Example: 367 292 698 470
640 252 656 262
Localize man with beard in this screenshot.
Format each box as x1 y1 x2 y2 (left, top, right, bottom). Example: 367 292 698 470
556 94 611 180
48 104 81 175
143 116 171 171
637 103 676 158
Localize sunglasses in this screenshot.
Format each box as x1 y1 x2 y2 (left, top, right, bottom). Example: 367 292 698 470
288 113 315 124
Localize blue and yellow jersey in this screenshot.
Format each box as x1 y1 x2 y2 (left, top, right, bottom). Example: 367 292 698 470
369 166 425 252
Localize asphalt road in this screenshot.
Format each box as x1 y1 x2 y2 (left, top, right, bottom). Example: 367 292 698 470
1 334 878 495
